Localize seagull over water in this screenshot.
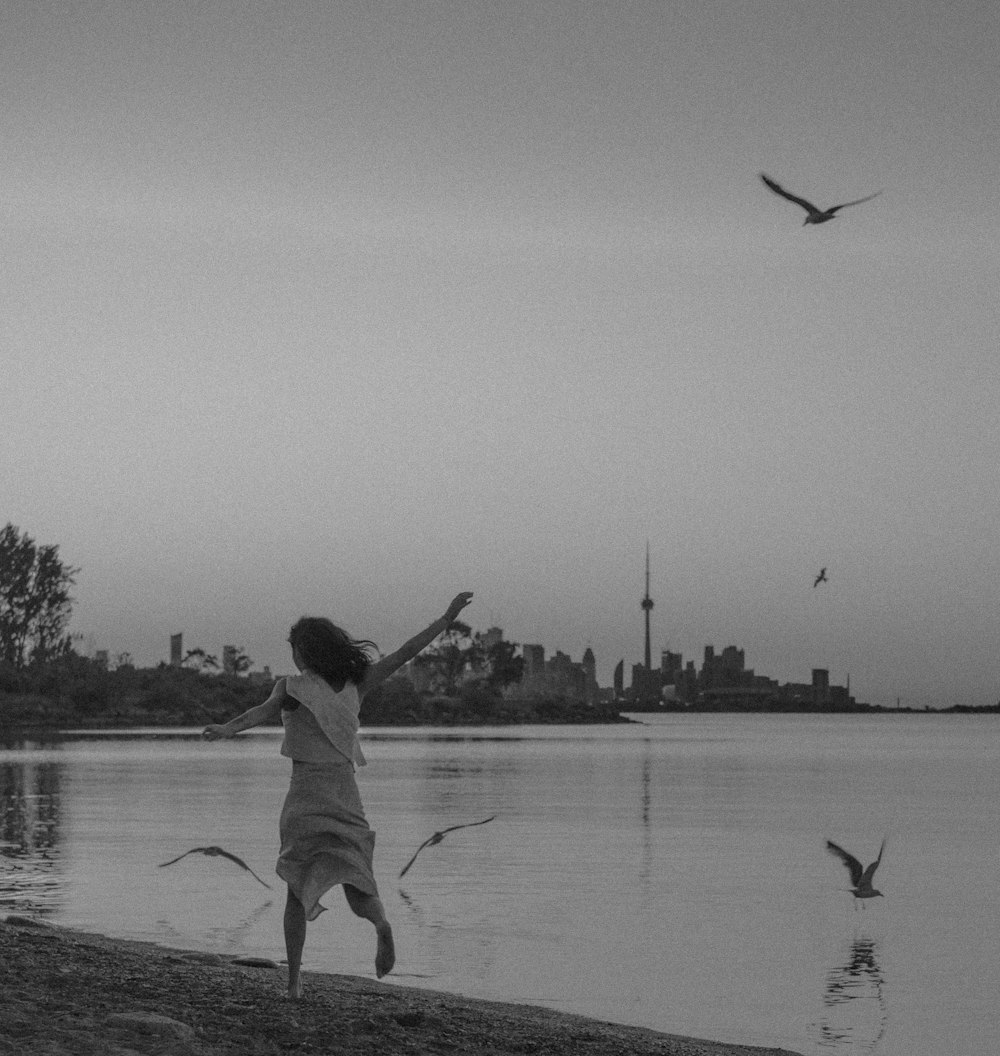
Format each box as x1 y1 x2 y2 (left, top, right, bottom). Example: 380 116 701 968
159 845 272 889
826 839 885 904
761 173 881 225
399 816 497 878
814 567 828 588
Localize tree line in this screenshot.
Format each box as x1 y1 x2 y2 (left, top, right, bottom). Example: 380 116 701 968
2 522 622 729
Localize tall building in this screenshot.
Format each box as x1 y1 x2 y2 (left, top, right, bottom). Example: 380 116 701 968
170 633 183 667
812 668 830 706
480 627 503 651
581 647 597 705
632 544 660 706
641 542 654 673
661 649 683 685
522 644 545 680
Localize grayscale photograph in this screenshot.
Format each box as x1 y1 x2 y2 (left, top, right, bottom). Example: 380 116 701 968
2 3 998 1055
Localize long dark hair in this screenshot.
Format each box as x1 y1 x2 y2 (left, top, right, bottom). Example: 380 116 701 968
287 617 376 688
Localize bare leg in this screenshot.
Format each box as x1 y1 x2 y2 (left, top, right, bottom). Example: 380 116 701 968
344 884 395 978
283 887 307 998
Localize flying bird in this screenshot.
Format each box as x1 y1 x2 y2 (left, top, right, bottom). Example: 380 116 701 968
760 173 881 225
825 839 886 903
399 816 497 878
814 567 828 588
159 845 272 889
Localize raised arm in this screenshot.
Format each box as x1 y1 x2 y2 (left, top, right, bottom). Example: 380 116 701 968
359 592 473 697
202 678 287 740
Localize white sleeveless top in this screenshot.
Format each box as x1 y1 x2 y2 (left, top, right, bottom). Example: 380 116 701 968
280 671 367 768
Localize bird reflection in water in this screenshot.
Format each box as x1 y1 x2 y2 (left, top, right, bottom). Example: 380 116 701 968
813 936 888 1054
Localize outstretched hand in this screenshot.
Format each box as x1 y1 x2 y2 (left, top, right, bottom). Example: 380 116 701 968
202 725 231 741
444 592 474 623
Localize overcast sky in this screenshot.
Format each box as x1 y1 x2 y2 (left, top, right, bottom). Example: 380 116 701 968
3 0 999 707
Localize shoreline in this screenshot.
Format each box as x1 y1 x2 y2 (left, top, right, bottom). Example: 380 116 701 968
1 915 803 1056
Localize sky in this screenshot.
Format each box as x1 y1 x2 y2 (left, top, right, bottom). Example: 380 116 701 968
2 0 999 708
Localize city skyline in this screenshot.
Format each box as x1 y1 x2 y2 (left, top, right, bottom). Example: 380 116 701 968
4 2 999 709
101 561 861 708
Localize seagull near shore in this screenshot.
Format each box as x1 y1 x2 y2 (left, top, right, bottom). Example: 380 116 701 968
760 173 881 225
159 845 272 889
814 567 828 588
826 839 886 906
399 816 497 878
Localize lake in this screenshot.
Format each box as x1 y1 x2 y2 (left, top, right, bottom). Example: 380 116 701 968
1 714 997 1056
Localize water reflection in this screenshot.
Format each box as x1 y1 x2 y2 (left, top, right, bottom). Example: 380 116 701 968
205 898 274 950
814 935 888 1053
639 744 653 887
0 759 65 915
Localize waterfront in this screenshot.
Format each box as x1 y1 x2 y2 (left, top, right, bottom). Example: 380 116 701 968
2 715 997 1055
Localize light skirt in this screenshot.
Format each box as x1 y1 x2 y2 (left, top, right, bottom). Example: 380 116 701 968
276 760 378 921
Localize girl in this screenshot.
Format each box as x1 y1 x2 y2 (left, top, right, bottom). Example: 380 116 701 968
203 590 474 997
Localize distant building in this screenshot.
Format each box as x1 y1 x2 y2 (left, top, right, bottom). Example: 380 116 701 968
681 646 857 709
480 627 503 651
581 647 597 705
170 633 183 667
521 644 545 680
661 649 683 685
94 650 109 668
629 662 661 704
506 644 590 702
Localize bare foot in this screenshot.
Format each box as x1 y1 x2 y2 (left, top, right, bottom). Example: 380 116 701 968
375 922 395 978
286 970 303 1000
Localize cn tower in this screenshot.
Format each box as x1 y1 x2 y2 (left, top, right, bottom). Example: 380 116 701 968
641 542 654 674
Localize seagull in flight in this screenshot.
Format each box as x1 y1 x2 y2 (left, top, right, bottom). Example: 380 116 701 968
760 173 881 225
159 845 272 888
814 567 828 588
825 839 885 904
399 816 497 878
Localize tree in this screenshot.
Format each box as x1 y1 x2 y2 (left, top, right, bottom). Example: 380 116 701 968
481 638 524 689
0 523 78 669
411 620 473 695
183 648 220 673
223 646 252 676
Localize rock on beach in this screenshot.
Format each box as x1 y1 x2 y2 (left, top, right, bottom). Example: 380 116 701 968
0 915 803 1056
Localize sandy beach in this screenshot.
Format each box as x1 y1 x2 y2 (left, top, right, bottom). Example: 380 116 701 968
0 915 803 1056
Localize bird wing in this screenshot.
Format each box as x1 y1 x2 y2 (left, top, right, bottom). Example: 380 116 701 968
438 815 497 836
399 836 437 878
829 191 881 213
825 840 864 886
208 847 272 888
399 817 496 877
158 847 205 868
760 174 821 214
861 839 886 885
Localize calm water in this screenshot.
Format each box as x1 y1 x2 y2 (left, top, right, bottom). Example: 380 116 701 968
1 715 997 1056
